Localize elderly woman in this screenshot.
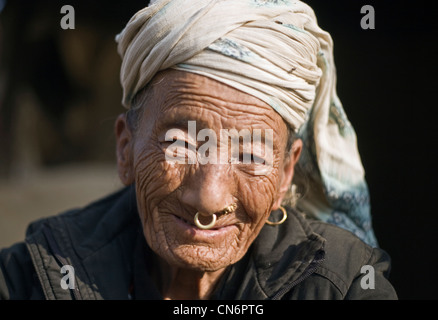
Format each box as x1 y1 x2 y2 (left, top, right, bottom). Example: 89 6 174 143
0 0 397 300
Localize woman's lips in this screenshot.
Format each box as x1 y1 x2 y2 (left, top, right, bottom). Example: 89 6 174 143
174 214 195 226
171 213 237 239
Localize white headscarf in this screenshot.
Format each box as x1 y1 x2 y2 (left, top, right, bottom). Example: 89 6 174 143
116 0 378 247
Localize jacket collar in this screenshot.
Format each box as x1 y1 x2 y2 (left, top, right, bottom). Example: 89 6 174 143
211 208 326 299
250 209 326 299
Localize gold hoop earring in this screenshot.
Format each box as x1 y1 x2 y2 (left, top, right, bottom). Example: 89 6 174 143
266 206 287 226
194 212 217 230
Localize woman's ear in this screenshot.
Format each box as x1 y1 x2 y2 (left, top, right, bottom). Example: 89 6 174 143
271 138 302 211
115 113 135 186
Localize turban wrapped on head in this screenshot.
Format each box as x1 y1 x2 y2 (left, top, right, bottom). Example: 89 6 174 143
116 0 378 247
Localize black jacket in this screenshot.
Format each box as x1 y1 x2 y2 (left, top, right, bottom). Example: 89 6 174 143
0 186 397 300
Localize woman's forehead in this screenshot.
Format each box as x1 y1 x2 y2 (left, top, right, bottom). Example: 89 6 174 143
149 70 287 130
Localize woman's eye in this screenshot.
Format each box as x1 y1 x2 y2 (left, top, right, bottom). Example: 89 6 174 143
161 138 187 147
251 154 266 164
161 138 198 164
235 153 273 176
239 153 267 165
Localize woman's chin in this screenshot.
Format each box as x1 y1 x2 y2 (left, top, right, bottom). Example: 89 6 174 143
166 245 237 272
146 213 245 272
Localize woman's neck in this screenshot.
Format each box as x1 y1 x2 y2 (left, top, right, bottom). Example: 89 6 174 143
151 255 227 300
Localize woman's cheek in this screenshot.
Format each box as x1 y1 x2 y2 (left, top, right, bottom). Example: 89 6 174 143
237 172 279 229
134 150 185 208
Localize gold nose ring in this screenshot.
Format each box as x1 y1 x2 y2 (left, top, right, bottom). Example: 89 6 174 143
194 203 237 230
221 203 237 215
194 212 217 230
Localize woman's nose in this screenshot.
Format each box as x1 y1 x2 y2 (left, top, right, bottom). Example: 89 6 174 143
180 164 235 215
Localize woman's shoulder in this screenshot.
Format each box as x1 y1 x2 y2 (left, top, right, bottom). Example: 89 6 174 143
0 241 45 299
1 185 139 300
305 218 397 299
309 218 376 256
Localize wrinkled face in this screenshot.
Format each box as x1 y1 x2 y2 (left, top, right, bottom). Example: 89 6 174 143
116 70 301 272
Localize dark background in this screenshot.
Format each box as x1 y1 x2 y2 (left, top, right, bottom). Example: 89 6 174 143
305 0 438 300
1 0 437 299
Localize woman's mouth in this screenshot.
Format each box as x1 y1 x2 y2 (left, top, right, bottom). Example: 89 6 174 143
171 213 238 239
174 214 226 230
174 214 195 226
